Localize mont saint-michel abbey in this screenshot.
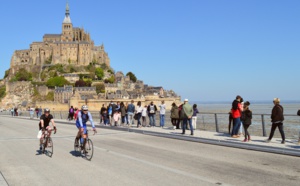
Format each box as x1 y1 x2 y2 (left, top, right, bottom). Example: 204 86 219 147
10 3 110 75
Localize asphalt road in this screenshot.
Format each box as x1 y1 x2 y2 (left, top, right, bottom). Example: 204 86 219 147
0 116 299 186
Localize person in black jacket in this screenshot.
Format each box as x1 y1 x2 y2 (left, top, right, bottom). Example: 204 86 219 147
241 101 252 142
266 98 285 144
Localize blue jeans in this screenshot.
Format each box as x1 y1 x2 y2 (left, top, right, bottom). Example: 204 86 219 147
127 112 134 125
149 114 156 126
160 114 165 127
182 118 193 134
232 117 241 136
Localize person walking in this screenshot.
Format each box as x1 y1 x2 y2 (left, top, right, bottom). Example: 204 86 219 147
266 98 286 144
241 101 252 142
11 108 14 116
231 95 243 138
181 99 194 135
192 104 199 130
158 101 166 128
170 103 180 130
147 101 157 127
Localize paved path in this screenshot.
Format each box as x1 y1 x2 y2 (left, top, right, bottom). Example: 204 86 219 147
0 116 300 186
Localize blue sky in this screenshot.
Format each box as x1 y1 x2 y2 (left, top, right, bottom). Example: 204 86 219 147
0 0 299 102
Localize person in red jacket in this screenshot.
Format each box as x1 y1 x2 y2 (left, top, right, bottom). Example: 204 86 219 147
231 95 243 137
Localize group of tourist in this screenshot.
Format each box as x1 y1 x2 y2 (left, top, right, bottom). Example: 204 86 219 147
229 95 287 144
96 99 200 136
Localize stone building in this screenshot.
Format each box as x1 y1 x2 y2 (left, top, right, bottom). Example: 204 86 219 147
9 2 110 78
54 85 73 103
63 73 79 83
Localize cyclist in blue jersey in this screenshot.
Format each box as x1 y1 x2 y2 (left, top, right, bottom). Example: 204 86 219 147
75 105 97 151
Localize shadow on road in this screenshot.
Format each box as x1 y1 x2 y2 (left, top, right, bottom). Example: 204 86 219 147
70 150 81 157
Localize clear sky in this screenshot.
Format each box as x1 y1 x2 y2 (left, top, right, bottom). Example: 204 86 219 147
0 0 299 102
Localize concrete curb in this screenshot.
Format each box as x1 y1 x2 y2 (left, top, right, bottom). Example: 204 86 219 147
3 115 300 157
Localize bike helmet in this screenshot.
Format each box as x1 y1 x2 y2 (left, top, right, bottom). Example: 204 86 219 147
44 108 50 113
82 105 88 111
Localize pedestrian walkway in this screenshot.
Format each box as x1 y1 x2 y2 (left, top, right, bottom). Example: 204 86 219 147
2 115 300 157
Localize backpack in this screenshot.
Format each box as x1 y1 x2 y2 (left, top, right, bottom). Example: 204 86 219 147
149 105 155 114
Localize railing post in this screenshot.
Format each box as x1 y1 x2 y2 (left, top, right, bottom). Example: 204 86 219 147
261 114 267 137
215 113 219 132
60 111 62 119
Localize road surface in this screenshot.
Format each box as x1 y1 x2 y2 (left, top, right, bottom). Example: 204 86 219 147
0 116 299 186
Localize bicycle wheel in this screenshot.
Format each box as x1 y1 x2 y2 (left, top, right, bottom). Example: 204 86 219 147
45 137 53 157
84 139 94 161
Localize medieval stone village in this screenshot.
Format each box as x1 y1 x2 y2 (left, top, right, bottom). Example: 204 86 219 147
0 3 180 111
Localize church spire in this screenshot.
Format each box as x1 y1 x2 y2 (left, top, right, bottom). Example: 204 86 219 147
63 1 72 23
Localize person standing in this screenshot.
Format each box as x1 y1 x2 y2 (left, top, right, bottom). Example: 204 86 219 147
192 104 199 130
181 99 194 135
241 101 252 142
136 101 143 128
158 101 166 128
142 105 148 127
107 103 113 125
11 108 14 117
266 98 286 144
120 102 127 126
127 100 135 127
35 107 39 118
100 104 106 124
147 101 157 127
38 106 42 118
170 103 180 130
68 106 74 121
231 95 242 138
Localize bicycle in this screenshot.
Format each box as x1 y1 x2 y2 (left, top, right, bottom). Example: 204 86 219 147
41 129 55 157
74 130 96 161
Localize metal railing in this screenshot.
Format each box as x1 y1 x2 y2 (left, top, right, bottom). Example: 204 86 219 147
1 110 299 139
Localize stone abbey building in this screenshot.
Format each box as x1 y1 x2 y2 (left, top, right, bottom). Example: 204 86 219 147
9 3 110 76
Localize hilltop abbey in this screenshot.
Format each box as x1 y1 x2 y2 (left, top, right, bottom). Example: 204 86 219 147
9 3 110 75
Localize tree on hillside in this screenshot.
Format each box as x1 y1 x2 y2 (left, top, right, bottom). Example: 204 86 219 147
75 79 86 87
11 68 33 81
104 75 115 84
94 83 105 94
0 86 6 100
46 76 70 88
4 69 10 79
95 68 104 80
126 72 137 83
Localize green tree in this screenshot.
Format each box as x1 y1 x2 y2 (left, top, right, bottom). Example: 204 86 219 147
4 69 10 79
95 68 104 80
12 68 33 81
75 80 86 87
46 92 54 101
46 76 70 88
94 83 105 94
126 72 137 83
105 75 115 84
0 86 6 100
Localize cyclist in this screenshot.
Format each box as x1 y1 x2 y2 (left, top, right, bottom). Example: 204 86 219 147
75 105 97 151
39 108 57 150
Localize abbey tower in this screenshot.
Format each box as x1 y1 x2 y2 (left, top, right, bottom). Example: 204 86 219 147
9 2 110 78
